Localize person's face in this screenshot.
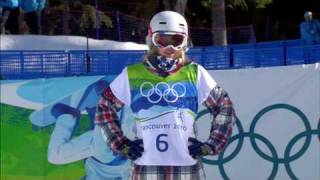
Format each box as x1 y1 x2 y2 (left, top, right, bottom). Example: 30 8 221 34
157 46 183 59
305 13 313 21
152 32 186 59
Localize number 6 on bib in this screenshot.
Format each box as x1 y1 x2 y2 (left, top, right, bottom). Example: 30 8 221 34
156 134 168 152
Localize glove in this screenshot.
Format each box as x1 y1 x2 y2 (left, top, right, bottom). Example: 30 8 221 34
188 137 211 159
121 139 144 160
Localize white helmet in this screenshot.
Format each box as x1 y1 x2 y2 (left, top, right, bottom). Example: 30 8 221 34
147 11 189 49
149 11 188 36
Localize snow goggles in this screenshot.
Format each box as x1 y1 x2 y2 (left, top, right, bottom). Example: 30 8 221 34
152 32 187 50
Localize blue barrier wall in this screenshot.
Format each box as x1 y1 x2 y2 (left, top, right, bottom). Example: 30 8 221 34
1 40 319 80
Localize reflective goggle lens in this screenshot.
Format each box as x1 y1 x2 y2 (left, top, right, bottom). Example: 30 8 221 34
153 33 186 48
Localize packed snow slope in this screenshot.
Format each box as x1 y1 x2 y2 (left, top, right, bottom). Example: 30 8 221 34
0 35 149 51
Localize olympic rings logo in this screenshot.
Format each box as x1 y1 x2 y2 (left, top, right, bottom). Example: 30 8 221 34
196 104 320 180
139 81 186 103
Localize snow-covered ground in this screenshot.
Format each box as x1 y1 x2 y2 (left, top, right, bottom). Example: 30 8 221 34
0 35 148 51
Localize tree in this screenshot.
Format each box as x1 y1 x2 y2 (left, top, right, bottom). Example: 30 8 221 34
200 0 272 45
212 0 227 45
175 0 188 16
62 0 70 34
41 1 112 37
130 0 188 26
158 0 188 15
79 4 113 36
161 0 175 10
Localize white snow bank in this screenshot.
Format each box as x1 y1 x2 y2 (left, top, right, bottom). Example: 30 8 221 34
0 35 148 51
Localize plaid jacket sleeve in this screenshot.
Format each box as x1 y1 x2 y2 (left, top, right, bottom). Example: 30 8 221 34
203 86 236 155
95 87 129 154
